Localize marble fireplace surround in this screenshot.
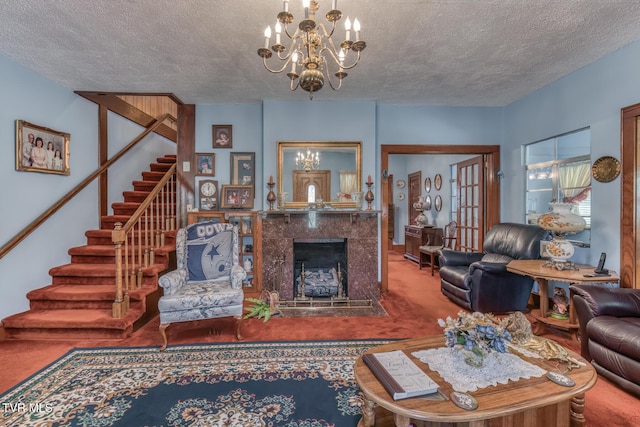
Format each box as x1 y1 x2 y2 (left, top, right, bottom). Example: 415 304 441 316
260 211 380 301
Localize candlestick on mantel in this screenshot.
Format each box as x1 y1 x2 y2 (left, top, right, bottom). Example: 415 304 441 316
367 174 372 185
365 181 374 210
269 175 274 184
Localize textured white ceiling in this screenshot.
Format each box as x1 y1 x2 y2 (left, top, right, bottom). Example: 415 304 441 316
1 1 640 106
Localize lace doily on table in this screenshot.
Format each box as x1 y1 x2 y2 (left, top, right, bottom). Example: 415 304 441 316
412 347 547 393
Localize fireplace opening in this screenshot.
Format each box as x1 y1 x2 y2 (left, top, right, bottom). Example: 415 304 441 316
293 238 347 300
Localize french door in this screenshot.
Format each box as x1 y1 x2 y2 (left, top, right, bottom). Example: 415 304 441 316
456 156 485 252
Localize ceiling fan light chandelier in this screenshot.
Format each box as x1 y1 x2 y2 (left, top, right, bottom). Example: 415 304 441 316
296 149 320 171
257 0 366 99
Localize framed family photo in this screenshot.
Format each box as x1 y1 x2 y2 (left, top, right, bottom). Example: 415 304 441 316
212 125 232 148
220 185 254 209
16 120 70 175
196 153 215 175
230 152 255 187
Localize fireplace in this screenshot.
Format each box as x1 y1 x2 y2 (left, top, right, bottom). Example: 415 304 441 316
261 211 379 303
293 238 347 299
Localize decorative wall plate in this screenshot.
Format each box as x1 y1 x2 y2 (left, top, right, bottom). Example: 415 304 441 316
397 179 406 189
592 156 620 183
397 192 405 200
424 195 432 210
434 173 443 190
434 195 443 211
424 177 432 193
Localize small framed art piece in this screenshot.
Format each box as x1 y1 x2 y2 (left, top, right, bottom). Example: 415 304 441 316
197 178 219 211
220 185 254 209
212 125 232 148
16 120 70 175
434 173 443 190
196 153 215 175
230 152 255 187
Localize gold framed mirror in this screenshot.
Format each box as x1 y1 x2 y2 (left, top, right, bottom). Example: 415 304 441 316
277 141 362 209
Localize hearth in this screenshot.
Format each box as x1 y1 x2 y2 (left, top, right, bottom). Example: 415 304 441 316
261 211 380 304
293 238 347 299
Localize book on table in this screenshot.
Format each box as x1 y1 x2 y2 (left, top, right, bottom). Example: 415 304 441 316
362 349 439 400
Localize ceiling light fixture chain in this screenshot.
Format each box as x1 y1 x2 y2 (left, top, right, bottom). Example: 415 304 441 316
257 0 366 99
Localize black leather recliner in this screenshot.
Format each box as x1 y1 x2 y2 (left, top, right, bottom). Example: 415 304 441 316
570 284 640 398
439 222 546 313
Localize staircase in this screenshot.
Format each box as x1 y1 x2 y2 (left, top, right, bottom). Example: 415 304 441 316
2 155 177 340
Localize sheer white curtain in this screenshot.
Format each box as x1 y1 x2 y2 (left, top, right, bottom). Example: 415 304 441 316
339 170 357 197
559 161 591 201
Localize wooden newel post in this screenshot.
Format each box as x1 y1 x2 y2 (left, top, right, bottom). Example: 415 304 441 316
112 222 127 318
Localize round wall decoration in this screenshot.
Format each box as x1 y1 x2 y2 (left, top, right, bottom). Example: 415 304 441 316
434 195 443 211
397 192 405 201
434 174 443 190
424 177 432 193
396 179 406 189
592 156 620 183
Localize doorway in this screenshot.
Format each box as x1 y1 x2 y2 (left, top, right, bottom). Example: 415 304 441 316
380 145 501 293
293 170 331 202
456 156 485 252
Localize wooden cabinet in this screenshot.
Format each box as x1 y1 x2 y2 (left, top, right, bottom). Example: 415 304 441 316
404 226 443 263
187 211 261 295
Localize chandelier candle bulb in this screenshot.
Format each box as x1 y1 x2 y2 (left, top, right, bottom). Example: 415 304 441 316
303 0 310 19
275 22 282 44
264 26 271 49
283 0 289 12
345 16 351 40
332 0 337 10
291 52 298 72
354 18 361 41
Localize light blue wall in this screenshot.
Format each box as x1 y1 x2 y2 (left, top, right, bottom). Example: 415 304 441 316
504 41 640 268
195 104 263 207
0 55 174 320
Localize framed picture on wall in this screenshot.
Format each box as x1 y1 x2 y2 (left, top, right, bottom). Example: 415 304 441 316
212 125 232 148
220 185 254 209
196 153 215 175
230 152 255 188
16 120 70 175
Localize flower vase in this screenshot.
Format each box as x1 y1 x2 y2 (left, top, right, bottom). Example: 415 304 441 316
460 347 485 368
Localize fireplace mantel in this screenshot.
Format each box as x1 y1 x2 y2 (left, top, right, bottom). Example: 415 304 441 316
260 210 380 300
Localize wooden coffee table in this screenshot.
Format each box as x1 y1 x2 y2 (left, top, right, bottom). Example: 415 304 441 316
354 336 596 427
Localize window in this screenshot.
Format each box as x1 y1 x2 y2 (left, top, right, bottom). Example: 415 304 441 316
524 128 591 245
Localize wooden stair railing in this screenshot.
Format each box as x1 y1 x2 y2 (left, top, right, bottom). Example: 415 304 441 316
111 164 177 318
0 113 176 261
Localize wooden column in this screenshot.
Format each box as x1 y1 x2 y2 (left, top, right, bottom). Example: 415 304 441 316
176 104 195 228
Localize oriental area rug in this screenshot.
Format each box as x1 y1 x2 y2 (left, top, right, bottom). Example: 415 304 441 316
0 340 391 427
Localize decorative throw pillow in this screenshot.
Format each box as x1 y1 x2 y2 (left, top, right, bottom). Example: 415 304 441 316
185 222 233 281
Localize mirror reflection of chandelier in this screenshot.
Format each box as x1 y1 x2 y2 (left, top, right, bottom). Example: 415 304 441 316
296 149 320 171
257 0 366 99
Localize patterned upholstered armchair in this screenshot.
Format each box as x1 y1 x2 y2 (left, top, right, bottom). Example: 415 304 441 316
158 221 246 350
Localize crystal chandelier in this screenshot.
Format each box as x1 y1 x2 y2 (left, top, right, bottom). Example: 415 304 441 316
257 0 366 99
296 149 320 171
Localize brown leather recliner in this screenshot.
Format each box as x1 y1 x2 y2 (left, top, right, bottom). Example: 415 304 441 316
571 284 640 397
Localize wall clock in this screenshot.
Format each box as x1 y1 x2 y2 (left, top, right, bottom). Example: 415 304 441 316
592 156 620 183
424 177 431 193
434 173 443 190
198 179 218 210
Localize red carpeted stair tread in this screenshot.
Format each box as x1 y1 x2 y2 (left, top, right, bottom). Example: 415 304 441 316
49 263 167 277
27 285 155 302
2 309 140 330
